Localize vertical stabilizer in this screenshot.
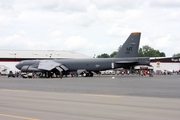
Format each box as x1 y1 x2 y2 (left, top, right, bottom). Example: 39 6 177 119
115 32 141 58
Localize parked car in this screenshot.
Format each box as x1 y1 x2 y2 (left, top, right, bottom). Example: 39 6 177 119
101 70 116 75
21 72 33 78
8 71 15 78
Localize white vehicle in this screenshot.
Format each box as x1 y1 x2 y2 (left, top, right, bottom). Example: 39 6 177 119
21 72 33 78
0 65 9 76
101 70 116 75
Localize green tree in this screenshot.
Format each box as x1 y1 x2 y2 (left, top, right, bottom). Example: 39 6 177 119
173 53 180 57
97 45 166 58
110 51 117 58
138 48 144 57
138 45 166 57
97 53 110 58
159 51 166 57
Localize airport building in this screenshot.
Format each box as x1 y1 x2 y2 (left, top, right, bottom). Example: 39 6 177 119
150 57 180 72
0 50 90 73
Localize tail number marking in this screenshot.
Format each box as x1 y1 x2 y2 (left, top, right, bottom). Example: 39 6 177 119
126 47 132 54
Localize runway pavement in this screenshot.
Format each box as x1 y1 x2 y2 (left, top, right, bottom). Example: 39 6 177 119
0 75 180 120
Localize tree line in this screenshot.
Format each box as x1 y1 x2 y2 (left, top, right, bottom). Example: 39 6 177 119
97 45 180 58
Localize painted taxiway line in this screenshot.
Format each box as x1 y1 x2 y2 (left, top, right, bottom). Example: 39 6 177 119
0 89 28 92
0 89 123 98
0 113 39 120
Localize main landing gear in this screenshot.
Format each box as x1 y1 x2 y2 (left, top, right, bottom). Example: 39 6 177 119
83 72 94 77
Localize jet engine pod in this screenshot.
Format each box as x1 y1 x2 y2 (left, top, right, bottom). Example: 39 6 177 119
21 66 41 72
21 66 29 72
27 67 42 72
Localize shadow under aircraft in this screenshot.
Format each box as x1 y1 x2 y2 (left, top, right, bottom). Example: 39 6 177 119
16 32 150 78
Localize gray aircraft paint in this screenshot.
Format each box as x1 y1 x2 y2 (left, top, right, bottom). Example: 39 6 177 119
115 32 140 58
16 32 150 76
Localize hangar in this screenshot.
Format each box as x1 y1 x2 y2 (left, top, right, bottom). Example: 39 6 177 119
0 50 90 73
150 57 180 72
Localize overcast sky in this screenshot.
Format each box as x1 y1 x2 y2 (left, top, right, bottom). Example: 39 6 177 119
0 0 179 57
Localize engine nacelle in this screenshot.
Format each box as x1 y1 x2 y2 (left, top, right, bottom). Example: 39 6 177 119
21 66 41 72
21 66 29 72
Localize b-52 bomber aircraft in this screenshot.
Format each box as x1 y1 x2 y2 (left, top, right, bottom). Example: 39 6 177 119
16 32 150 78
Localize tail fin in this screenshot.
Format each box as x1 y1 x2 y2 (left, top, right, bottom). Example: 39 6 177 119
115 32 141 58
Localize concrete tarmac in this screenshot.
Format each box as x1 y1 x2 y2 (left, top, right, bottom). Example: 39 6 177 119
0 75 180 120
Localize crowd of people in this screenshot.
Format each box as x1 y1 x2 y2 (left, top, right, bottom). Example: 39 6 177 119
1 69 180 78
155 70 180 75
112 69 154 77
103 69 180 77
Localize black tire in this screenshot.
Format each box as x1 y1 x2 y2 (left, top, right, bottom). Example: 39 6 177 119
90 72 93 77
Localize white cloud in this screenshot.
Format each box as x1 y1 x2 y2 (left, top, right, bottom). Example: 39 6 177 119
91 0 144 10
63 36 92 50
0 34 26 49
106 24 138 36
50 30 62 37
18 30 27 36
97 9 121 22
155 34 172 49
139 37 149 48
0 0 180 57
150 0 180 8
124 9 142 20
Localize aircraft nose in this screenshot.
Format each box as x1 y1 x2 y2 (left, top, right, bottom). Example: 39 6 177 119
16 63 21 70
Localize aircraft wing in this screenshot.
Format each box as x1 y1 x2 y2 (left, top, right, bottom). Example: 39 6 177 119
115 61 138 64
38 60 61 71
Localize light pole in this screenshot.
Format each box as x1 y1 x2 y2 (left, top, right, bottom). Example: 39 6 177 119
14 53 16 61
9 52 16 61
93 54 96 58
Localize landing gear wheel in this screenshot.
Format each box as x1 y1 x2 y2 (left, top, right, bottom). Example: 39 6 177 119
89 72 93 77
60 72 63 79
